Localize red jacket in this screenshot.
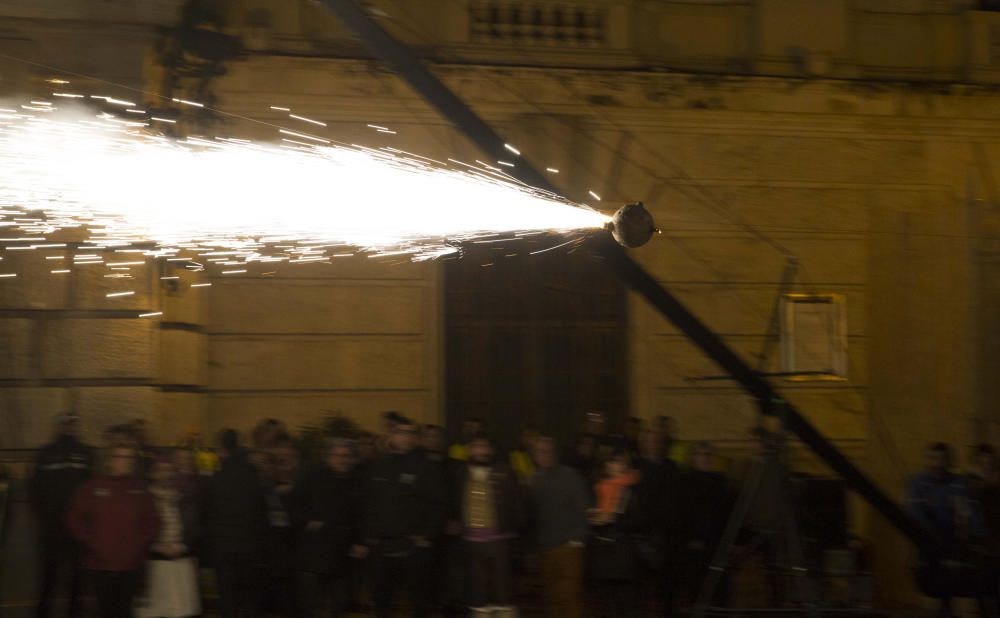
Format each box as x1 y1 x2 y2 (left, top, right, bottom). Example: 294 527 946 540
67 475 160 571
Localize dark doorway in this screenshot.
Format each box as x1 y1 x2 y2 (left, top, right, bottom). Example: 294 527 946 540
444 235 628 453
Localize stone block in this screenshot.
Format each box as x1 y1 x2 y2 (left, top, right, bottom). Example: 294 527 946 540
756 0 848 69
154 391 207 445
638 2 751 68
0 250 70 310
0 319 36 379
160 329 207 386
41 319 156 380
208 335 427 390
208 280 428 334
71 259 156 311
0 387 70 449
76 386 157 438
160 267 208 326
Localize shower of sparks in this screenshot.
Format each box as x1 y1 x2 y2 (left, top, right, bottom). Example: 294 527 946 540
0 103 608 272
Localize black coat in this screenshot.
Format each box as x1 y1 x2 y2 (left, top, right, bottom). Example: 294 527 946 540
681 469 730 548
297 466 362 576
204 450 267 558
30 436 94 538
363 450 445 555
635 458 682 537
587 485 645 582
264 481 298 575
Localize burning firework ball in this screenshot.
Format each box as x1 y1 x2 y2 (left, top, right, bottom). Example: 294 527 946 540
607 202 658 248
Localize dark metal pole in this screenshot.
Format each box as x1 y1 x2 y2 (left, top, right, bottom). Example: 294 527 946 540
319 0 936 556
317 0 554 192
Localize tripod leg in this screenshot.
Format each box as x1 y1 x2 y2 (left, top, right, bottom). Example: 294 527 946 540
692 461 767 618
776 470 820 618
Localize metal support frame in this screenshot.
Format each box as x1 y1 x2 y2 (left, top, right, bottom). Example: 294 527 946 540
319 0 936 557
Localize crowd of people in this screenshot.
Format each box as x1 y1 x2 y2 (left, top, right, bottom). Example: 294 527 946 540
33 408 1000 618
30 410 740 618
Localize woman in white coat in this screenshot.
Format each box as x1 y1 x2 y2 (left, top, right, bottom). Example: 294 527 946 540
135 452 202 618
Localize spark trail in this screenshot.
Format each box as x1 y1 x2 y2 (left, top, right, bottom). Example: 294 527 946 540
0 104 608 264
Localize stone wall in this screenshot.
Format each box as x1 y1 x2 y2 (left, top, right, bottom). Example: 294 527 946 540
5 0 1000 608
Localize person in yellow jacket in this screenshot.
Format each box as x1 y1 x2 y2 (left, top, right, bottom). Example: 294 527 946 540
657 415 690 467
448 417 485 461
509 428 538 484
177 429 220 476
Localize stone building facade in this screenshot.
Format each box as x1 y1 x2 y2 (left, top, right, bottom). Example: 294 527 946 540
5 0 1000 605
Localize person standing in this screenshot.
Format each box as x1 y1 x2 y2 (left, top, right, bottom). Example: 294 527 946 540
589 452 644 618
66 444 160 618
363 417 446 618
298 438 366 618
419 424 462 615
680 442 731 607
448 433 522 615
30 413 94 618
204 429 267 618
448 417 485 462
509 428 538 485
657 416 689 468
262 435 303 618
135 453 201 618
530 436 590 618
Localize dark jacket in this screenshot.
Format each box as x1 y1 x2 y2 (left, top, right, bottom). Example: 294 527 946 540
448 462 523 537
529 464 590 550
681 469 730 548
588 482 645 582
204 449 267 557
909 471 985 545
363 450 445 555
264 480 299 575
297 466 362 576
67 475 160 571
30 436 94 537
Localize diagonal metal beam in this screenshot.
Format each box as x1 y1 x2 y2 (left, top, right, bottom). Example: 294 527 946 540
318 0 935 556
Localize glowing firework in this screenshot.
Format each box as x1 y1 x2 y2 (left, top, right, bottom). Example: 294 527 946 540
0 104 608 262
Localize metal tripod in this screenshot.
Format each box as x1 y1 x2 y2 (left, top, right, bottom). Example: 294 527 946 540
691 399 819 618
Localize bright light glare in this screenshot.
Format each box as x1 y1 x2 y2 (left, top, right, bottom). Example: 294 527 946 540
0 106 607 261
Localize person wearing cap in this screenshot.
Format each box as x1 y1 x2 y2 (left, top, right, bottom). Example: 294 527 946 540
29 412 95 618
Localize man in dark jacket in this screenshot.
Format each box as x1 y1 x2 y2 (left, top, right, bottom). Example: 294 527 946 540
262 435 302 618
364 416 446 618
30 412 94 618
204 429 267 618
447 433 522 614
680 442 731 606
298 438 366 618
